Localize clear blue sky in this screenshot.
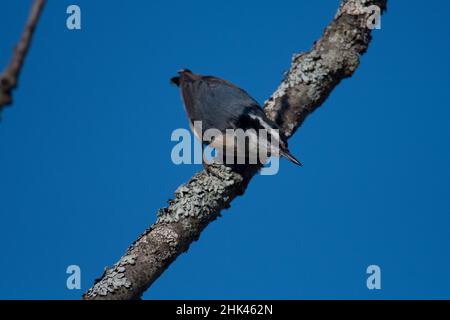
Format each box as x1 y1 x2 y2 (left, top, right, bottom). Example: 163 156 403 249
1 0 450 299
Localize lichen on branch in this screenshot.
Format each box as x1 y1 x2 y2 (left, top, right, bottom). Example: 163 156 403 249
84 0 388 300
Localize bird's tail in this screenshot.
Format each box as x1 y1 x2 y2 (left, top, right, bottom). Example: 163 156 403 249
170 76 181 87
280 149 303 166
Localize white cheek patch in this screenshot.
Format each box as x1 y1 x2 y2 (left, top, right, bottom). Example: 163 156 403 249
248 114 281 156
248 114 280 141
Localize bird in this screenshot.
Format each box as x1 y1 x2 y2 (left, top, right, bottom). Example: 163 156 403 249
171 69 302 168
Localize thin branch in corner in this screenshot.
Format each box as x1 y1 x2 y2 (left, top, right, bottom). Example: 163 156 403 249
0 0 46 113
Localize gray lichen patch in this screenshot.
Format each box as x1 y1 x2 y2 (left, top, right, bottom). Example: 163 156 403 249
291 54 329 89
264 1 387 139
151 225 179 249
268 50 323 92
84 253 137 298
339 0 370 17
337 0 386 29
264 48 330 136
157 164 242 224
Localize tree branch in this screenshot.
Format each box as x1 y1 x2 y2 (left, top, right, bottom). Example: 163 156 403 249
0 0 46 113
84 0 388 300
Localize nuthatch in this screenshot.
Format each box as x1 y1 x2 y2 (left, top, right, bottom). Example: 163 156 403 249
171 69 301 167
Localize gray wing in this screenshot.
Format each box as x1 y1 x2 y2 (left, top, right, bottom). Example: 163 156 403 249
182 76 262 132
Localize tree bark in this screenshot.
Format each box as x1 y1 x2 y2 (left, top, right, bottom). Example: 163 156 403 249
84 0 388 300
0 0 45 114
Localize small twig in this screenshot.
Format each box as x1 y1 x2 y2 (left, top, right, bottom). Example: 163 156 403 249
0 0 46 112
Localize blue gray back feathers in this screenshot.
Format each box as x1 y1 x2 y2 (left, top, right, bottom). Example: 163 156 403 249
171 69 302 166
